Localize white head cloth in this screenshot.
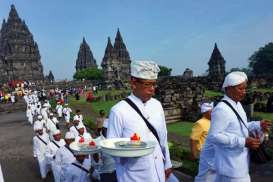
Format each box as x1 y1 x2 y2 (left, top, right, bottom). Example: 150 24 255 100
49 113 54 116
131 60 160 80
53 129 61 135
76 123 85 129
200 102 214 113
65 131 75 139
37 115 43 119
222 71 248 89
34 122 43 131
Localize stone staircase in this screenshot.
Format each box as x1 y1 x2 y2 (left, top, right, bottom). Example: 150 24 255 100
0 98 26 114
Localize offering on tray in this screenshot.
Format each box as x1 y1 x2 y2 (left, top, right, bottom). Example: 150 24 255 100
100 138 156 157
130 133 141 142
114 133 146 148
70 138 100 154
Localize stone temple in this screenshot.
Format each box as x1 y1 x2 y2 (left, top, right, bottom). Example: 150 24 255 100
208 43 226 80
75 37 97 71
101 29 131 85
0 4 44 83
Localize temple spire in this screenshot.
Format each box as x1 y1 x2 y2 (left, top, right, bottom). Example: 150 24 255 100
208 43 225 80
8 4 20 21
114 28 126 50
75 38 97 71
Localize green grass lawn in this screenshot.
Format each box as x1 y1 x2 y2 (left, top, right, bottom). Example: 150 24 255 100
90 100 118 115
204 90 223 97
250 88 273 93
167 121 193 137
253 112 273 121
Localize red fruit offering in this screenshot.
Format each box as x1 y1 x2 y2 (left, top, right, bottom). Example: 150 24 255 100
79 137 84 143
130 133 140 141
89 141 96 146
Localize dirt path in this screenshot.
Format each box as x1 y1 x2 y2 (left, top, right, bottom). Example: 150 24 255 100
0 111 53 182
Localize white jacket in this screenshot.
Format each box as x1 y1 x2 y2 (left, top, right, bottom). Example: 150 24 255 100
107 94 172 182
33 133 50 161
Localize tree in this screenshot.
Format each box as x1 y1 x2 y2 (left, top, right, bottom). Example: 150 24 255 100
73 68 103 81
249 42 273 76
158 65 172 77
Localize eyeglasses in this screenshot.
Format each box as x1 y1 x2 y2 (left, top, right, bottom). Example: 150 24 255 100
135 80 157 88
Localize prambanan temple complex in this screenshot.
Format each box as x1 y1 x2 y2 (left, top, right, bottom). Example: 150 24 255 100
0 5 44 83
101 29 131 86
75 37 97 71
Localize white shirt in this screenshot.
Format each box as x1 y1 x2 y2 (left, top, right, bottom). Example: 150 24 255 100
45 139 65 164
63 107 72 119
70 125 80 137
33 133 50 161
62 158 91 182
46 117 59 136
55 145 76 171
41 108 48 120
207 95 261 178
56 104 63 117
107 94 172 182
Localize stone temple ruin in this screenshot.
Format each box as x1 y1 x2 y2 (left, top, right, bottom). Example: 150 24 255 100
0 5 44 83
75 37 97 71
156 43 226 122
101 29 131 88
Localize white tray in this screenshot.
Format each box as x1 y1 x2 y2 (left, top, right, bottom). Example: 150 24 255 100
70 141 101 155
100 138 156 157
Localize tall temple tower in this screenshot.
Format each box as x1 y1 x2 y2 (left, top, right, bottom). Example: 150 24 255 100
75 37 97 71
101 29 131 84
208 43 226 80
0 4 44 83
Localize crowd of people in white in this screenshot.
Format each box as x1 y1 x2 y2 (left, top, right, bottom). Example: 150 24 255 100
24 89 117 182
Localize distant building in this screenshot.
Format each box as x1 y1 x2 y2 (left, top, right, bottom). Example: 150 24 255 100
45 70 55 83
0 4 44 83
182 68 193 79
101 29 131 85
75 37 97 71
208 43 226 80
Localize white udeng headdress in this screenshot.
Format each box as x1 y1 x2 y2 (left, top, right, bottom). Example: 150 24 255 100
222 71 248 89
65 132 75 139
200 102 214 113
131 60 160 80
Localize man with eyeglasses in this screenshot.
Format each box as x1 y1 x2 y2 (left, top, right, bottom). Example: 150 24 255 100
107 60 173 182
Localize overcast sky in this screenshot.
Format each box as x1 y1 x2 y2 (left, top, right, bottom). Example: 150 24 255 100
1 0 273 80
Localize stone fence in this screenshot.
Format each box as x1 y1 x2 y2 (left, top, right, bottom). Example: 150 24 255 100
156 76 206 122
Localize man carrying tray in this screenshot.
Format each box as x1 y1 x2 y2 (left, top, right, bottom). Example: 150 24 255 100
107 60 172 182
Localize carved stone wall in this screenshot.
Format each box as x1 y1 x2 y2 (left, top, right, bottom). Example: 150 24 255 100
156 76 205 122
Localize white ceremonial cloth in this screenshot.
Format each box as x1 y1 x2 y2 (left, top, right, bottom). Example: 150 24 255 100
55 145 76 178
56 104 63 117
207 95 260 178
69 125 80 137
107 94 172 182
26 109 33 124
215 174 250 182
33 133 50 178
63 107 72 123
45 139 65 182
41 107 48 120
46 117 59 138
62 158 91 182
195 137 216 182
